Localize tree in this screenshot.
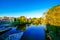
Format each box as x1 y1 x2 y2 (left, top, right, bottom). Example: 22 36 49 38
11 16 27 31
27 18 32 24
18 16 27 24
45 5 60 26
39 17 46 24
31 18 40 25
45 5 60 40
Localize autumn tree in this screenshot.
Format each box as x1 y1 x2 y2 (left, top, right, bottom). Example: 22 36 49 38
39 17 46 25
31 18 40 25
11 16 27 31
45 5 60 40
45 5 60 26
18 16 27 24
27 18 32 24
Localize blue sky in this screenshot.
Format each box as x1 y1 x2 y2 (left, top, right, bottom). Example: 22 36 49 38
0 0 60 18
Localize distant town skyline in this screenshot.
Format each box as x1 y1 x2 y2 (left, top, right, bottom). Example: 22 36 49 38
0 0 60 18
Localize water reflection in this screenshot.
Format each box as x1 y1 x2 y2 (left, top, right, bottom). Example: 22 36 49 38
21 24 45 40
0 24 46 40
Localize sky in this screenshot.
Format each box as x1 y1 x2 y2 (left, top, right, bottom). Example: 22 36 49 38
0 0 60 18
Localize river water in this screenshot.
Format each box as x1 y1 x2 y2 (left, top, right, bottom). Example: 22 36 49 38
0 24 46 40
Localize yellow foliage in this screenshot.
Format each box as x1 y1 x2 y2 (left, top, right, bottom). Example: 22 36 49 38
40 17 46 24
18 16 27 23
32 18 40 25
45 5 60 26
27 18 31 23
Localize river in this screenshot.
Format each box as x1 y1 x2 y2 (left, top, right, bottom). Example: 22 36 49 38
0 24 46 40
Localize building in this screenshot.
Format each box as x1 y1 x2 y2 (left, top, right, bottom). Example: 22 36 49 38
9 17 14 22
